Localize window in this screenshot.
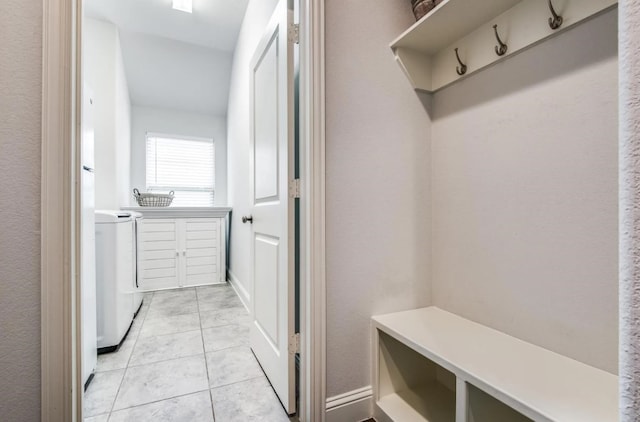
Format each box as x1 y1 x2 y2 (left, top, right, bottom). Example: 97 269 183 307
146 134 215 207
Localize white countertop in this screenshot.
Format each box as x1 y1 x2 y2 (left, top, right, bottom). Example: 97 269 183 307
122 206 232 218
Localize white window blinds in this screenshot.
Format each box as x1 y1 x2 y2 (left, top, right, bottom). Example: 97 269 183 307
146 134 215 207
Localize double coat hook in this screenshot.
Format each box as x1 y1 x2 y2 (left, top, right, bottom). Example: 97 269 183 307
493 24 508 56
548 0 563 30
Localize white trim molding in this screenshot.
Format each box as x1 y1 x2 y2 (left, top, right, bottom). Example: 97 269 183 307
41 0 79 420
228 269 250 312
298 0 327 421
326 386 373 422
41 0 327 420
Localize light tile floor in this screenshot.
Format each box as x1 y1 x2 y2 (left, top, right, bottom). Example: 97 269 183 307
84 284 292 422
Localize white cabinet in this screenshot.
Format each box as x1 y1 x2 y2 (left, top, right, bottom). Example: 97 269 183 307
138 217 226 291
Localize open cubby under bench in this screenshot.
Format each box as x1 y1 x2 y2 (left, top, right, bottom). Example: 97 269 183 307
372 307 617 422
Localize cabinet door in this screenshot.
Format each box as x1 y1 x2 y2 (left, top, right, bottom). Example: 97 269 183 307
182 218 221 287
139 219 179 290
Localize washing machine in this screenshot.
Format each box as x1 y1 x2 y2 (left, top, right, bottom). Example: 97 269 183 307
95 210 135 352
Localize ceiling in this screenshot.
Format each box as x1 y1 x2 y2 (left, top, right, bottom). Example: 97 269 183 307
84 0 249 115
84 0 250 52
118 30 233 115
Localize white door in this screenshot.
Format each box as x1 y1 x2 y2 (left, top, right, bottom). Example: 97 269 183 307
248 0 296 415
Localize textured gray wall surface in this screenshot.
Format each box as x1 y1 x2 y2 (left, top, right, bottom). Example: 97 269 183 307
431 10 619 374
619 1 640 419
0 0 43 420
325 0 432 397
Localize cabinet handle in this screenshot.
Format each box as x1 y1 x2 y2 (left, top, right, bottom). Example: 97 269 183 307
183 250 186 256
176 250 179 257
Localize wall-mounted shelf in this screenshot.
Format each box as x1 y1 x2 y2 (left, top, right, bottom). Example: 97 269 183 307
390 0 617 92
372 307 618 422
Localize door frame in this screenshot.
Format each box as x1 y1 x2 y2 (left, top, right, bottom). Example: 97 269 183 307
40 0 327 421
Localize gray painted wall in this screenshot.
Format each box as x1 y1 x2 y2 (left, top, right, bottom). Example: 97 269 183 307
0 1 626 419
325 0 433 397
0 0 42 420
431 10 619 375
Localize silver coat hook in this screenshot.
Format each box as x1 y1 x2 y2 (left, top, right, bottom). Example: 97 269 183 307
548 0 563 30
454 48 467 76
493 24 508 56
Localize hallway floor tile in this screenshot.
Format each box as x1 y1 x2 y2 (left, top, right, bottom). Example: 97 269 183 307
83 284 294 421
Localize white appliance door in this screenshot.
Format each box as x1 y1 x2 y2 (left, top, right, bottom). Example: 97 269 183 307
81 87 97 385
248 0 296 414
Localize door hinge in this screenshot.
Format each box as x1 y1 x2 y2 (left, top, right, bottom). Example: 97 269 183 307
289 179 301 198
288 23 300 44
289 333 300 354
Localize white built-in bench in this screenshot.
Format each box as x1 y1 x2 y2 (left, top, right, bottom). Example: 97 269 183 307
372 307 617 422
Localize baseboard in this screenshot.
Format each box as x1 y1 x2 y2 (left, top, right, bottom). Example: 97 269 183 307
227 269 250 312
326 386 373 422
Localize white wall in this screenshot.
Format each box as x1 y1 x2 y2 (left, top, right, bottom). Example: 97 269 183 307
84 18 132 209
130 105 228 206
619 0 640 418
0 0 42 420
325 0 432 400
118 30 233 116
431 10 619 374
226 0 280 301
115 30 132 207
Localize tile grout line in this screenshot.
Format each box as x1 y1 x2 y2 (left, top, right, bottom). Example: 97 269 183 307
87 286 241 421
96 368 265 419
127 350 206 369
210 374 265 391
100 388 213 416
105 291 154 420
133 327 203 344
195 286 217 421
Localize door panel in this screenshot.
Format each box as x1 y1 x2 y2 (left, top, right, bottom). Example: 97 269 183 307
142 231 176 242
141 259 176 270
186 264 217 276
254 234 280 347
187 256 217 266
142 249 176 260
249 0 296 415
143 266 176 277
187 247 218 258
186 238 217 249
183 218 222 286
142 240 177 251
254 34 280 201
186 230 217 240
186 273 220 286
141 220 175 232
187 222 218 232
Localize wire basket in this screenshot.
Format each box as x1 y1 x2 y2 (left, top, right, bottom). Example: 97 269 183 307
133 188 174 207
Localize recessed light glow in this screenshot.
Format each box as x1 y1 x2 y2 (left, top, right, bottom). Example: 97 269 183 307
172 0 192 13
